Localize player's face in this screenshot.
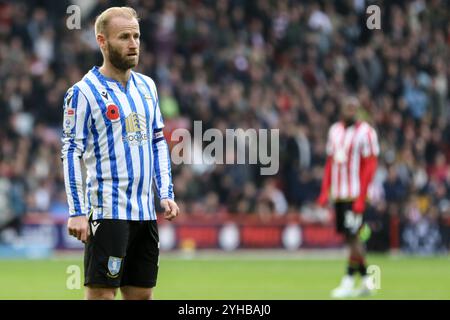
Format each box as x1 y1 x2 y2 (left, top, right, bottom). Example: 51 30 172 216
341 99 358 122
105 16 140 71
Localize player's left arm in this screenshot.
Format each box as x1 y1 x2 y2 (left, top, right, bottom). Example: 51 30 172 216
150 81 179 221
353 126 379 214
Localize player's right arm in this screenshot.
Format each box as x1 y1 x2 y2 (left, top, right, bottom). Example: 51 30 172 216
148 79 179 221
61 86 91 242
317 126 334 206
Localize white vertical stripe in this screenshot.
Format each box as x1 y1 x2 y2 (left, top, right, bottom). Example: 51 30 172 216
62 159 75 214
351 126 364 198
153 140 172 198
351 139 359 198
342 126 356 198
83 135 96 209
370 128 380 156
331 162 338 199
330 123 341 200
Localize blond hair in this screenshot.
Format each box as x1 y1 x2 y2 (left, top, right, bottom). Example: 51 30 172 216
94 7 139 37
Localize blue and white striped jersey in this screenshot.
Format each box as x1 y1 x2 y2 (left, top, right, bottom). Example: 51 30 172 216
61 66 174 221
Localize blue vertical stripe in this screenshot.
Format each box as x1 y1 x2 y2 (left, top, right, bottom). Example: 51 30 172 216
91 70 135 220
165 140 174 198
82 102 92 214
86 181 92 214
67 87 82 214
84 78 120 219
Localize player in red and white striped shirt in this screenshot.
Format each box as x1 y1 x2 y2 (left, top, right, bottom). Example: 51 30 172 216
317 96 379 298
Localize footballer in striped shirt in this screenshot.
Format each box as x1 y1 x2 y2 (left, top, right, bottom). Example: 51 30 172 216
316 96 379 298
61 7 179 300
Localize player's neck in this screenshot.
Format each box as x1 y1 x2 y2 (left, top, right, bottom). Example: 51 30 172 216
342 119 357 128
99 62 131 89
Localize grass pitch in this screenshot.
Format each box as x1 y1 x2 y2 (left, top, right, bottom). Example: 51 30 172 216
0 252 449 300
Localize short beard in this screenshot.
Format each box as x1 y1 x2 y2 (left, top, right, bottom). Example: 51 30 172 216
107 42 138 71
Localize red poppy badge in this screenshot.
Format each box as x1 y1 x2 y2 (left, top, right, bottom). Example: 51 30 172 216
106 104 120 122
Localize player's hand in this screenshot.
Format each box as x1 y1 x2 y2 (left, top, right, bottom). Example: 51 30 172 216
352 197 366 213
161 199 179 221
316 193 328 207
67 215 90 243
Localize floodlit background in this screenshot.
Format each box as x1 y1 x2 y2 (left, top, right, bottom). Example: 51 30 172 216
0 0 449 299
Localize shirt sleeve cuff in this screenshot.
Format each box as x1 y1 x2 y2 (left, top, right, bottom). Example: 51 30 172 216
69 212 87 218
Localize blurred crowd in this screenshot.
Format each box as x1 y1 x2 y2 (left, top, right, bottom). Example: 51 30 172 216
0 0 449 250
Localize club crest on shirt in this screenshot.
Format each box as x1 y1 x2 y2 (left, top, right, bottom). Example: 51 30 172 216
107 256 122 278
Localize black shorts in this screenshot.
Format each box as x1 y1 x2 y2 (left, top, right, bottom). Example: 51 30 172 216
334 201 365 237
84 218 159 288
